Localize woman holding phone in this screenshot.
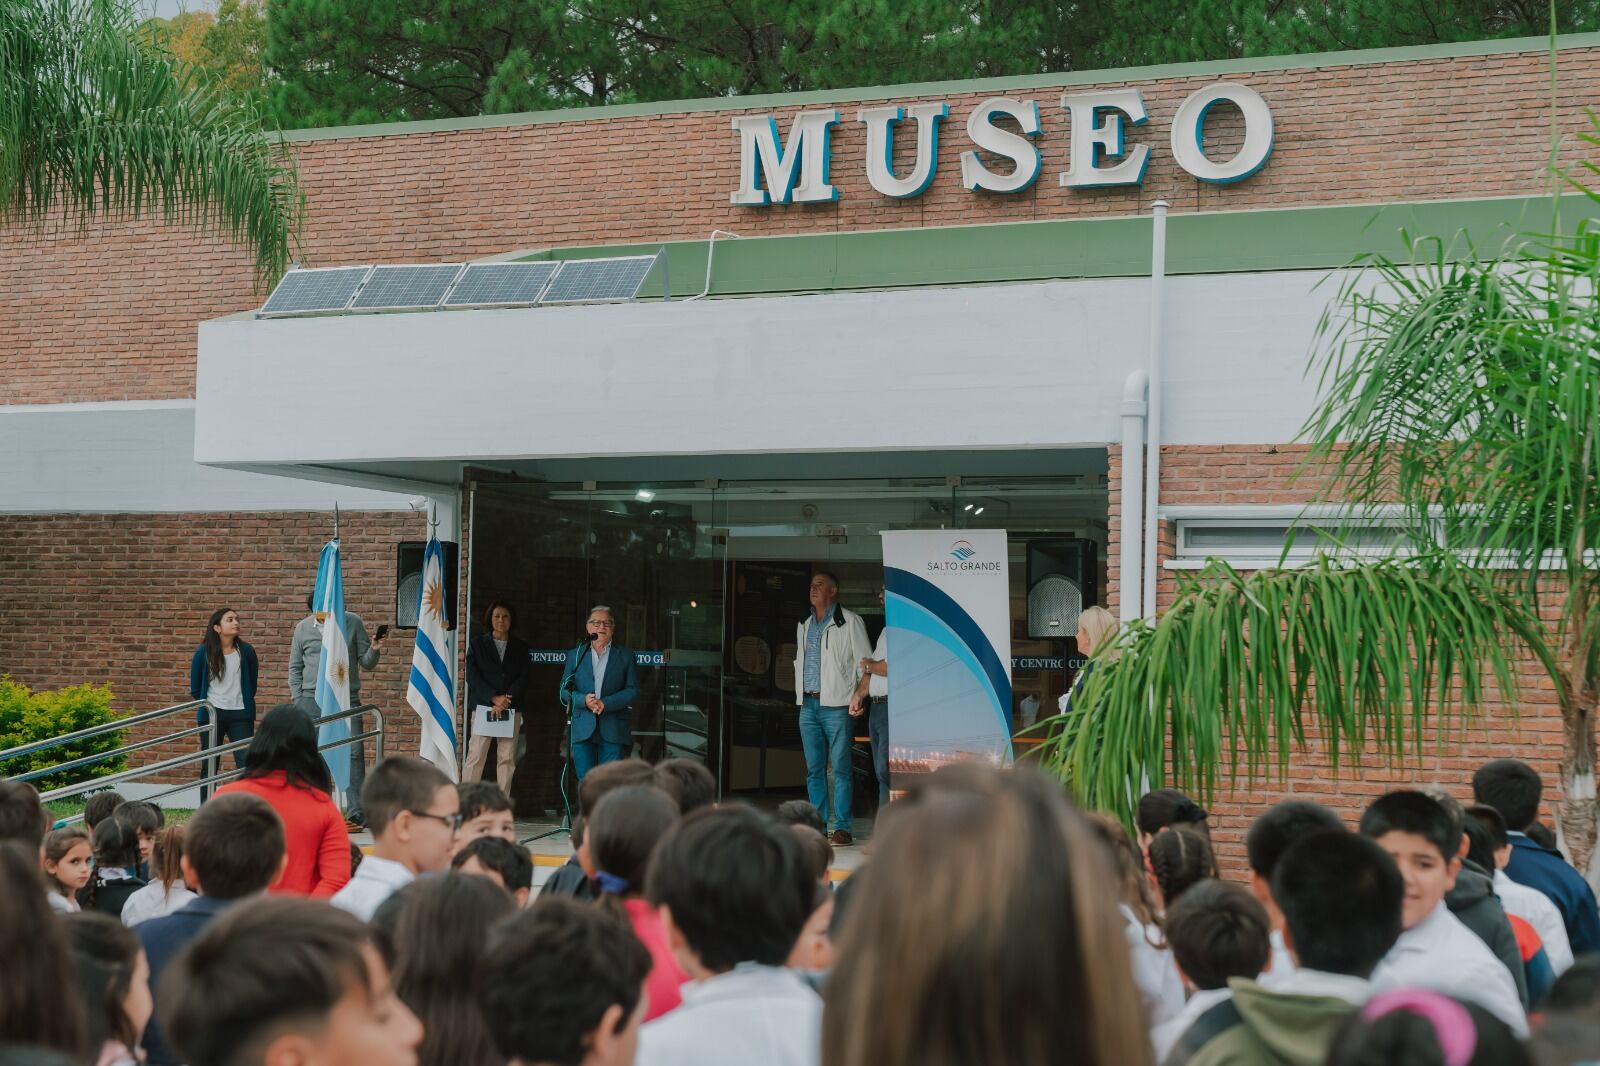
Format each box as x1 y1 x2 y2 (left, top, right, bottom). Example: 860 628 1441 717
189 607 259 799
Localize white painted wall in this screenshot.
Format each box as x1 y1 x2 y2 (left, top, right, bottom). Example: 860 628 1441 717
195 270 1341 468
0 401 411 513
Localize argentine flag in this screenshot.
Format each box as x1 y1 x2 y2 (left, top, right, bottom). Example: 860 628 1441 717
406 535 459 779
312 539 353 791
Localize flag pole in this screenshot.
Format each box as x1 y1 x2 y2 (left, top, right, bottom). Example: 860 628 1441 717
333 502 341 540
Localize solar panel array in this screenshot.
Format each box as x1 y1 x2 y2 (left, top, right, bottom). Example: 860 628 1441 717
257 254 660 318
443 262 560 307
541 256 658 304
258 268 373 316
350 265 465 310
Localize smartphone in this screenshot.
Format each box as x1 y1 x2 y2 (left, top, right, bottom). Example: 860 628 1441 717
375 624 390 641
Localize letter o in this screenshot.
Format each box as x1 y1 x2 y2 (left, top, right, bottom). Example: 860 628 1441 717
1170 83 1273 185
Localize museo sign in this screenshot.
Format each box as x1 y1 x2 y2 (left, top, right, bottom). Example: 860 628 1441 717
730 83 1273 205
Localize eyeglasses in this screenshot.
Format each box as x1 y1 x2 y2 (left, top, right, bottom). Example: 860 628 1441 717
587 619 615 628
407 809 463 831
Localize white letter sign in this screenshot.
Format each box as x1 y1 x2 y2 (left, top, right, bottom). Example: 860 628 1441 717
1170 83 1274 184
858 102 948 199
730 110 841 206
1060 88 1150 188
959 98 1042 194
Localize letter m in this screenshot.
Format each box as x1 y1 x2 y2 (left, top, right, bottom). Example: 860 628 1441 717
730 111 840 206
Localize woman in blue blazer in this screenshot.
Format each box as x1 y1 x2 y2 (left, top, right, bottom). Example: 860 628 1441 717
559 605 637 780
188 607 259 798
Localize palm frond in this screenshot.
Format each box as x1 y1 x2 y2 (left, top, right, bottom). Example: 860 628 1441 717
0 0 301 285
1032 555 1556 824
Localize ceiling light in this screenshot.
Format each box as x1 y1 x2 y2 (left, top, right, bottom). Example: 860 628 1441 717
974 506 986 516
635 489 656 502
963 504 974 511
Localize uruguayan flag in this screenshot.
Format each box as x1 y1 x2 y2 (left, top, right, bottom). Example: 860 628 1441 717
406 535 458 779
312 539 353 791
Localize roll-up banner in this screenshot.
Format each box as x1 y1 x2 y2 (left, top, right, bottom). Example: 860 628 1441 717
882 530 1014 790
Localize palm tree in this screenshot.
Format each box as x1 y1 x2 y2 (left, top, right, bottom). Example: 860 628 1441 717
1 0 300 284
1038 175 1600 885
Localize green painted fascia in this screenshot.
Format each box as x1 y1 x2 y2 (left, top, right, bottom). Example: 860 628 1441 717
517 194 1599 299
283 33 1600 143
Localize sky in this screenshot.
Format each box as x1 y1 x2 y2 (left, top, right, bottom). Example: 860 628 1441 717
139 0 219 18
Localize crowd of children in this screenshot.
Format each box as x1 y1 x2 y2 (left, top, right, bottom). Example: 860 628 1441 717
2 719 1599 1066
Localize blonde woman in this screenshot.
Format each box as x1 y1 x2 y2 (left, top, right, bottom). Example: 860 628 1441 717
1059 605 1119 715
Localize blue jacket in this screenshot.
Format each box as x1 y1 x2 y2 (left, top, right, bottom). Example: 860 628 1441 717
1504 831 1600 956
138 896 240 1065
188 641 259 722
560 642 638 746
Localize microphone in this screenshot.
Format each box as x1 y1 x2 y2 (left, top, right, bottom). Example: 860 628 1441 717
582 632 598 643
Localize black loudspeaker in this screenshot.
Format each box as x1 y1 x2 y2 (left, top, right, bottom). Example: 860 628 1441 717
396 541 459 630
1025 538 1098 640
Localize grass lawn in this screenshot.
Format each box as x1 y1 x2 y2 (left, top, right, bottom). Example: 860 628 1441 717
47 793 195 825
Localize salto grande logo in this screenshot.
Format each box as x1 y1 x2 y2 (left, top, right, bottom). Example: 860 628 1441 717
950 540 977 561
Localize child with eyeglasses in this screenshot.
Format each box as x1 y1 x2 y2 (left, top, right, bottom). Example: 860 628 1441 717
331 756 460 921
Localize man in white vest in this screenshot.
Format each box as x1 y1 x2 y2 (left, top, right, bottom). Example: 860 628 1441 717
793 572 871 845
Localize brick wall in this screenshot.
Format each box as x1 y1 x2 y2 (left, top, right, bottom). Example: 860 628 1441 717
3 46 1598 403
0 511 425 790
1110 442 1568 871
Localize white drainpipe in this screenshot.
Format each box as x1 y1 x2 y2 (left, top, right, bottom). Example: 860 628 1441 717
1120 370 1149 623
1142 201 1170 621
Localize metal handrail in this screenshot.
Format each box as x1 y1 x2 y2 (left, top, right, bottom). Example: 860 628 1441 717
28 703 387 812
10 724 212 785
0 699 211 763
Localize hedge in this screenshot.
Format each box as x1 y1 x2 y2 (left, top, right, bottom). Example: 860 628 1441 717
0 676 126 791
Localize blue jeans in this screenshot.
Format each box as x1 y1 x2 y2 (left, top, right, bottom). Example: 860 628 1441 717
572 737 628 782
868 697 889 807
799 697 852 833
199 707 254 802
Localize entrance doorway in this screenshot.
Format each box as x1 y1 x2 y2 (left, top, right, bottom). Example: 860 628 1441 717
464 468 1108 819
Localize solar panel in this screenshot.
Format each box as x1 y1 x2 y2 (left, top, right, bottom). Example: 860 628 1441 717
349 264 465 311
442 262 560 308
258 267 372 316
539 256 657 304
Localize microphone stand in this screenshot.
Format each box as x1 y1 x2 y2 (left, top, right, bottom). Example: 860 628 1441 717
524 635 593 844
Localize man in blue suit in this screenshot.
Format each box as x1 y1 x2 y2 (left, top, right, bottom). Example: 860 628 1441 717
560 604 638 780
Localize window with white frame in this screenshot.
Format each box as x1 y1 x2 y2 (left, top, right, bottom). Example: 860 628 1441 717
1165 506 1424 569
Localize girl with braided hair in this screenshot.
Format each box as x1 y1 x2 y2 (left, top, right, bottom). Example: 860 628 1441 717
1146 825 1218 911
1087 812 1186 1030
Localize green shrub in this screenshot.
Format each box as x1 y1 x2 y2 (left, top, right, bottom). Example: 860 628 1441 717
0 676 126 792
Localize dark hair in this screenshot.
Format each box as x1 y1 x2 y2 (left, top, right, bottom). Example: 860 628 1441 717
576 757 658 818
655 758 716 814
91 815 143 869
1326 990 1531 1066
1544 953 1600 1016
1471 759 1542 832
790 824 833 883
363 756 453 837
1461 815 1496 873
457 780 513 824
393 874 515 1066
647 804 813 972
589 785 678 905
483 899 652 1066
1530 1016 1600 1066
369 881 419 970
1273 830 1402 977
823 764 1152 1066
203 607 238 681
1466 805 1509 851
0 841 85 1056
1359 790 1460 864
775 799 826 834
0 780 47 849
161 897 380 1066
306 592 314 610
185 793 286 898
62 913 143 1052
81 790 125 831
1245 800 1344 878
1147 825 1216 906
1525 821 1558 850
241 704 333 794
1165 880 1271 991
1136 788 1210 839
451 836 534 893
828 863 863 941
483 600 516 629
113 800 164 835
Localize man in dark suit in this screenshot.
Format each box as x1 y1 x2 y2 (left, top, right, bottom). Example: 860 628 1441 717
559 604 638 781
137 793 287 1065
